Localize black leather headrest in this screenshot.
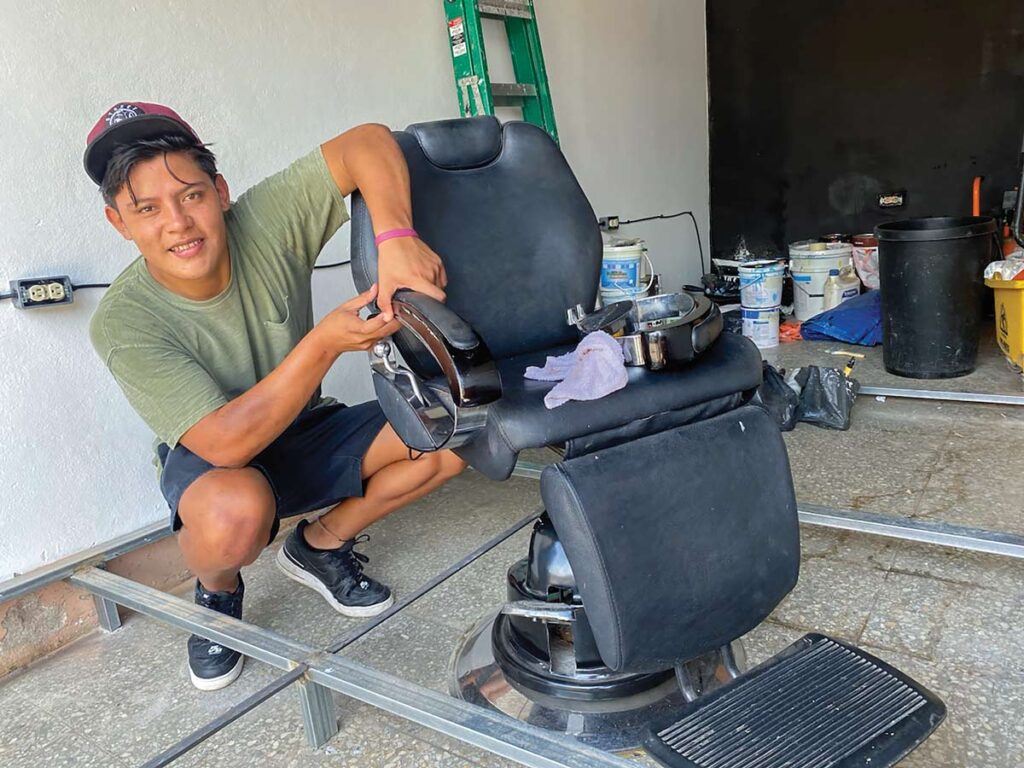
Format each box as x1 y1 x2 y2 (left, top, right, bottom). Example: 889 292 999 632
405 116 502 170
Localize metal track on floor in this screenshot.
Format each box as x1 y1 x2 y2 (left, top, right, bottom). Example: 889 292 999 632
859 385 1024 407
71 566 637 768
0 518 169 604
796 503 1024 559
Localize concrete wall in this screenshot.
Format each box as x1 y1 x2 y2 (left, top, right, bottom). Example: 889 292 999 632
0 0 709 581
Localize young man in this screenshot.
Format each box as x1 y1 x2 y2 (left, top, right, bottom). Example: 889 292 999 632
86 102 466 691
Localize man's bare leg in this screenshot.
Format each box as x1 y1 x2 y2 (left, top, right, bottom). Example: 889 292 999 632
175 466 276 690
303 424 466 548
175 426 463 583
176 467 277 592
277 424 465 616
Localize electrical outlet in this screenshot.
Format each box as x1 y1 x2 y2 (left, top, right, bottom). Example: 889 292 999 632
10 276 74 309
878 191 906 209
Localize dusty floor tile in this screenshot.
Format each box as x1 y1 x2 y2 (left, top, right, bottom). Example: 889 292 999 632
932 586 1024 679
862 646 1018 768
890 539 1024 596
860 570 962 659
770 332 1020 396
784 425 942 517
344 613 461 693
401 533 530 632
800 526 901 570
914 434 1024 536
738 620 808 667
770 557 890 640
845 396 958 436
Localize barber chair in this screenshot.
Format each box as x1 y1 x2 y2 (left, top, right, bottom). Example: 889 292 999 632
351 117 944 765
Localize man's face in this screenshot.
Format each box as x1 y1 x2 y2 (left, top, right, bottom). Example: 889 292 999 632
105 152 231 296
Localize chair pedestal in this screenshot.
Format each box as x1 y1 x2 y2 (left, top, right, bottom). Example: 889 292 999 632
450 516 742 751
496 517 674 703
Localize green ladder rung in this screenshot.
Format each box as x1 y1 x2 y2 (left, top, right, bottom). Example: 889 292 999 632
443 0 558 144
477 1 533 20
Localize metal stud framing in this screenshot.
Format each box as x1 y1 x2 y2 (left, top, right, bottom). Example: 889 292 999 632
93 593 122 633
68 568 638 768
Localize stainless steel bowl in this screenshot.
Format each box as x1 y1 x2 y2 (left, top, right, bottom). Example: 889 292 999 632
567 291 721 370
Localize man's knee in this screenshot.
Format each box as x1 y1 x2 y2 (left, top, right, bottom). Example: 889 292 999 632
179 468 276 565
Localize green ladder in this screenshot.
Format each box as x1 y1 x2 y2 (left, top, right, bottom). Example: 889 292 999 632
443 0 558 144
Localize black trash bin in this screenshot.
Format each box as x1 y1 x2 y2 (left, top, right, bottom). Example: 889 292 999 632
875 216 996 379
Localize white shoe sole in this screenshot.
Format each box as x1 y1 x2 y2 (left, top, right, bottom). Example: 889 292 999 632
276 547 395 618
189 653 244 691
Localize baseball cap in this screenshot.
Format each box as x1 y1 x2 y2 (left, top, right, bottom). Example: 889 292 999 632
83 101 202 186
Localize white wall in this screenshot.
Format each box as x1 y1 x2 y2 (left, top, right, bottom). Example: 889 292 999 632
0 0 708 579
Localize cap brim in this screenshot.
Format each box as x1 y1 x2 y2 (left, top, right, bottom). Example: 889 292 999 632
84 115 197 186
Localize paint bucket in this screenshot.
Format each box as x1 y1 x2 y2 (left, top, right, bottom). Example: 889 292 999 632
600 239 653 303
742 305 780 349
738 261 785 308
789 240 854 320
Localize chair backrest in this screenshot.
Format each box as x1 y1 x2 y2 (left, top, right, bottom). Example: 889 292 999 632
351 117 602 372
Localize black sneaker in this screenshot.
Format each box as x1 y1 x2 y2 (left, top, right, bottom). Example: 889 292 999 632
276 520 394 617
188 576 245 691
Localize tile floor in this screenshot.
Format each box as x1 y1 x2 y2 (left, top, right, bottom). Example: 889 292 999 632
2 340 1022 767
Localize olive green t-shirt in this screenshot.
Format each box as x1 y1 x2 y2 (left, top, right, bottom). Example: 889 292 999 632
89 148 349 452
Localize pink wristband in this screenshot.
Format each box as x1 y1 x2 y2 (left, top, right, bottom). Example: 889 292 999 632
374 228 419 247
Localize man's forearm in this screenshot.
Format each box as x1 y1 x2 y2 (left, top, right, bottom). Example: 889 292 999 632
180 328 338 467
321 124 412 233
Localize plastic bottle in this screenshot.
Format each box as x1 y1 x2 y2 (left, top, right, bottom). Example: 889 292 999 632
823 266 861 310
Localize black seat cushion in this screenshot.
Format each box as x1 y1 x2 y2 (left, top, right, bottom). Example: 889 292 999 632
456 332 762 480
539 404 800 674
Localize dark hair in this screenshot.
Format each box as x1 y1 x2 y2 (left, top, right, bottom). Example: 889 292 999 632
101 135 218 208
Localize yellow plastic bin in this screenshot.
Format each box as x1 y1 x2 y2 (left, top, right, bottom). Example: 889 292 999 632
985 275 1024 371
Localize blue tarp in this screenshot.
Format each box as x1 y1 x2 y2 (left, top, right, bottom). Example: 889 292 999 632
800 290 882 346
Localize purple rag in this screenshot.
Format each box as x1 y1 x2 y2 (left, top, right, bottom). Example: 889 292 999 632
524 331 628 409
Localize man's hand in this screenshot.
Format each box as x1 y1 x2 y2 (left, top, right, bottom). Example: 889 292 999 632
315 284 402 354
376 237 448 321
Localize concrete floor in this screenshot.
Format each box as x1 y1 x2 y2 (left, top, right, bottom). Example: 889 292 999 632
2 339 1023 767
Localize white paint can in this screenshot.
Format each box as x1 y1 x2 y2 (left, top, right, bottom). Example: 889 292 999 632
738 260 786 308
600 239 653 304
742 305 780 349
789 240 854 320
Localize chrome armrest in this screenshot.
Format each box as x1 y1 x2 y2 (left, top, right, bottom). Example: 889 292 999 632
369 290 501 452
389 290 501 408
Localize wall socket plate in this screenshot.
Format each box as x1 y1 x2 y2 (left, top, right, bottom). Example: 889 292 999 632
878 191 907 209
10 276 74 309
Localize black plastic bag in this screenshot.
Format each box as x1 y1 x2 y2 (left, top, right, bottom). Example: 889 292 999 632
795 366 860 430
755 361 799 431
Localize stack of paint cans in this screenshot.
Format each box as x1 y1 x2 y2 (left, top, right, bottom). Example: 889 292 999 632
738 260 785 349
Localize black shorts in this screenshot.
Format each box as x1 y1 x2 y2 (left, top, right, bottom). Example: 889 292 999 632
157 401 388 540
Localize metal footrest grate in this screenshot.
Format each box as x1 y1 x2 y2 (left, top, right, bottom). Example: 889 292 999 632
644 634 945 768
